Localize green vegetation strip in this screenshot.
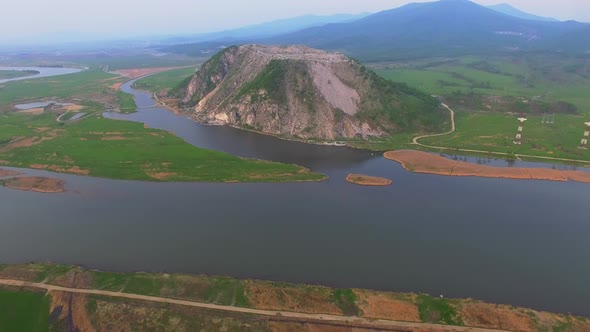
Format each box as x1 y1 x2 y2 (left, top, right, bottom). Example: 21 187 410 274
417 295 463 326
133 66 197 95
332 288 359 316
0 289 49 332
117 91 137 114
0 113 324 182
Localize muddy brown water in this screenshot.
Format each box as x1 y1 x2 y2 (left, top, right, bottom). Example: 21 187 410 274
1 79 589 316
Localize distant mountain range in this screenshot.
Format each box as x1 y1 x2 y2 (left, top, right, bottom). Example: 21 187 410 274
164 0 590 61
156 13 370 46
487 3 558 22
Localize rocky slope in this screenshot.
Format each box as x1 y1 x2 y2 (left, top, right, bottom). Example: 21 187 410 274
182 45 447 140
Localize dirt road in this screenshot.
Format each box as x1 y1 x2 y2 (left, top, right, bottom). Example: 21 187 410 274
0 278 510 332
412 103 456 145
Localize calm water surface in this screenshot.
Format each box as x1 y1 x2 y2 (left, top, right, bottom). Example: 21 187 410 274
1 80 589 316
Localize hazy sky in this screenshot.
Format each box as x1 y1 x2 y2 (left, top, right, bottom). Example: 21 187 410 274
1 0 588 42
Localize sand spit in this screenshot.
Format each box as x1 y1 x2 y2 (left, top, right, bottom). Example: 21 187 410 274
346 174 392 186
384 150 590 184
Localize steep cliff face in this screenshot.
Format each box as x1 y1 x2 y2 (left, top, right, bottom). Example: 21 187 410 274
182 45 446 140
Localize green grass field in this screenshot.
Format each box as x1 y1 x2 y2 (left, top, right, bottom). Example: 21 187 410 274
0 289 49 332
370 55 590 161
0 112 324 182
133 66 198 94
375 55 590 112
421 112 590 160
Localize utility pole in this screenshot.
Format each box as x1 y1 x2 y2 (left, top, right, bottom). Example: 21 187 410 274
514 117 527 145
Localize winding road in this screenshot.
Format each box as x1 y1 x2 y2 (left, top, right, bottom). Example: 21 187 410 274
0 278 510 332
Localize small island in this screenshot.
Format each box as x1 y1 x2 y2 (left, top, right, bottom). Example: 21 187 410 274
385 150 590 184
0 176 65 193
346 173 392 186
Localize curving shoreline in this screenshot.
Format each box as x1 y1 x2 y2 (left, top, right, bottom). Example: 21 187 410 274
384 150 590 184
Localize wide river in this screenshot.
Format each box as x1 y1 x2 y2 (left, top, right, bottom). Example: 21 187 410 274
1 79 589 316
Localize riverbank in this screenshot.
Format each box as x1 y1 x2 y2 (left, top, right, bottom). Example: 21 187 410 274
0 263 587 332
346 174 392 186
384 150 590 184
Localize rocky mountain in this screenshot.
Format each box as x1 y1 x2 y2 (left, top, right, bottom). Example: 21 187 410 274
181 45 446 140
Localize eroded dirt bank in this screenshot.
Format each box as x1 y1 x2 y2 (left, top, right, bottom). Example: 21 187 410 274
1 176 65 193
346 174 392 186
384 150 590 184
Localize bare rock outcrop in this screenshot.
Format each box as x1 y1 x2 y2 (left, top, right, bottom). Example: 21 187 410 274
182 45 446 140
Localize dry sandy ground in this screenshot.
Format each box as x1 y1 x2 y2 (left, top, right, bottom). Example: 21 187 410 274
384 150 590 184
346 174 392 186
112 67 179 79
1 176 65 193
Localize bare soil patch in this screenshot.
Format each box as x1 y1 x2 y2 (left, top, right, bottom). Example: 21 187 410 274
0 168 23 178
346 174 392 186
246 281 342 315
459 302 534 332
49 290 95 332
113 67 178 79
62 104 84 112
101 135 127 141
1 176 65 193
147 171 177 180
30 164 90 176
355 290 420 322
385 150 590 184
109 82 123 90
17 107 45 115
0 265 43 281
0 130 61 152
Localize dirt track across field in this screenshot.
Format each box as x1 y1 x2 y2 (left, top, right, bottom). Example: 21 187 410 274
0 278 510 332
